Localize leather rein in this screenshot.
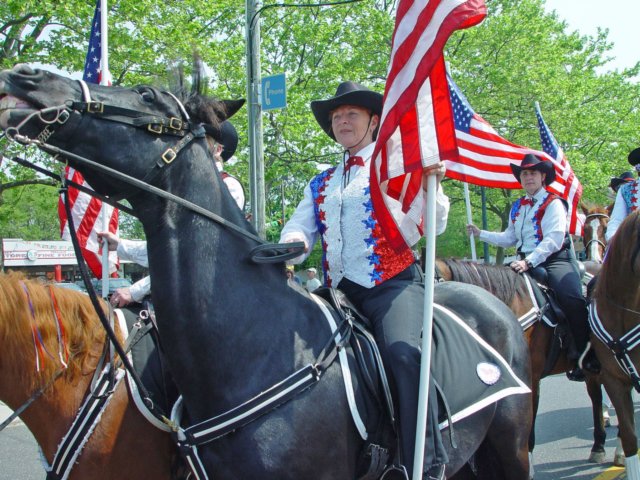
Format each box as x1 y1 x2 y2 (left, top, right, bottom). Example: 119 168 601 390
5 80 304 264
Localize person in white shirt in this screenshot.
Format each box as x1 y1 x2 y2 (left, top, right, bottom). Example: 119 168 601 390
467 154 596 381
98 120 245 307
606 148 640 242
304 267 322 292
279 81 449 480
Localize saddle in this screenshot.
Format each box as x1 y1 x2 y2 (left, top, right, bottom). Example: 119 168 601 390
312 287 531 479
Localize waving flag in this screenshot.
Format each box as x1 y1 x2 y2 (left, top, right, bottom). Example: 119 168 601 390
444 74 583 235
58 0 118 278
370 0 487 251
535 103 583 235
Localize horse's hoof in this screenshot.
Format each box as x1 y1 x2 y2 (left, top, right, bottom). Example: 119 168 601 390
588 451 606 463
614 454 626 467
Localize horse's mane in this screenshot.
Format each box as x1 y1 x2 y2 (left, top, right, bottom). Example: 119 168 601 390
595 210 640 300
0 272 107 392
441 259 527 306
171 56 227 133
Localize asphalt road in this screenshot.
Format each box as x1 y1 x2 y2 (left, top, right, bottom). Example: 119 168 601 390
0 374 638 479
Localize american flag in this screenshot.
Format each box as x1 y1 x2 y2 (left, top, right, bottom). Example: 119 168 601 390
535 103 583 235
58 0 119 278
370 0 487 251
82 2 109 84
444 73 583 235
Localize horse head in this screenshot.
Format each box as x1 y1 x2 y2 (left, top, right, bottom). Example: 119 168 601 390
0 64 243 200
581 203 609 263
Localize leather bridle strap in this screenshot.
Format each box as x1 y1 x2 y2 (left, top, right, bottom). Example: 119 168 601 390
11 156 135 216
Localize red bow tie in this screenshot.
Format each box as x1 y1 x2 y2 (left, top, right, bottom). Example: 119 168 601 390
344 156 365 172
521 197 536 207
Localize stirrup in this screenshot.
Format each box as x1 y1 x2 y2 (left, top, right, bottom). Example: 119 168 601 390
380 464 408 480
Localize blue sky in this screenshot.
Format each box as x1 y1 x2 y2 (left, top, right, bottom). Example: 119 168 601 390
544 0 639 72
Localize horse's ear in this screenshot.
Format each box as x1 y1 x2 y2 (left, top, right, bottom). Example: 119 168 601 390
580 202 589 215
221 99 246 121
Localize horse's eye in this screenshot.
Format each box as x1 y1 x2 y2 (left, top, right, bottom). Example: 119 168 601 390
139 89 155 103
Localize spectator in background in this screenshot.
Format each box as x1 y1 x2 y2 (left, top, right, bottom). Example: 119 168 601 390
286 265 301 286
305 267 322 292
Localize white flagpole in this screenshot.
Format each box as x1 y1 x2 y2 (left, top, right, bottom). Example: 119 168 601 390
412 172 438 480
100 0 110 298
463 182 477 261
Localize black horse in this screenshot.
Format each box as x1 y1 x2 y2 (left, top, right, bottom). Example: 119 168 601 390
0 64 532 479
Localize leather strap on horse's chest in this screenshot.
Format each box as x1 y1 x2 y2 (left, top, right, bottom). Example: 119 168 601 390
170 318 350 480
45 365 124 480
589 300 640 392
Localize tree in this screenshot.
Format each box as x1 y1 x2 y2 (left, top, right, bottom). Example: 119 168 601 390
1 0 638 260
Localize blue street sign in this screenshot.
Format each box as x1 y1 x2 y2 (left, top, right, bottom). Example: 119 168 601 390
261 73 286 111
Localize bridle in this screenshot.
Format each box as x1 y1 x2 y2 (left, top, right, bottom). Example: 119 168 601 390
5 79 304 264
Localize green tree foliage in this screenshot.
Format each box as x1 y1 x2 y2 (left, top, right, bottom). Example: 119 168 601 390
0 0 638 262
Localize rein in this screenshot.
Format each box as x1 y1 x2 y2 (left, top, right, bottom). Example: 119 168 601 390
6 83 304 264
0 368 67 432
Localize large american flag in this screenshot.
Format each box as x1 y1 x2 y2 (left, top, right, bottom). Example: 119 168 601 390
58 0 119 278
370 0 487 251
444 73 583 235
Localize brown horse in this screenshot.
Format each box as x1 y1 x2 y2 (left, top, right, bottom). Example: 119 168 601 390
0 272 180 479
590 210 640 479
435 259 609 467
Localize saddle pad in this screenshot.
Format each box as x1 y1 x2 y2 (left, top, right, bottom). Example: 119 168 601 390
311 295 530 437
114 307 179 432
431 304 530 429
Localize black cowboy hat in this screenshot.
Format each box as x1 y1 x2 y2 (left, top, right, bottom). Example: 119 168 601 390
310 81 383 139
628 147 640 166
610 171 635 191
203 120 239 162
510 153 556 186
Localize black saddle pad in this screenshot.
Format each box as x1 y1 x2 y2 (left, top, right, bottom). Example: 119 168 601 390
431 303 530 428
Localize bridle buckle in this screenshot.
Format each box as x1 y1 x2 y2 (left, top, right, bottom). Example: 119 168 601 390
162 148 177 164
148 124 163 134
169 117 183 130
87 101 104 113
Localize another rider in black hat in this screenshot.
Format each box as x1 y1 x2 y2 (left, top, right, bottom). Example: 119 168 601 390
280 81 449 480
606 148 640 242
467 153 598 381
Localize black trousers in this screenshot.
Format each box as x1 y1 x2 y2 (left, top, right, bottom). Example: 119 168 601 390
338 264 447 475
541 250 590 357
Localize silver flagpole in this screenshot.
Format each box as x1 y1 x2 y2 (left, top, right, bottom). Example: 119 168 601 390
412 172 438 480
100 0 110 299
464 182 477 261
